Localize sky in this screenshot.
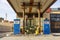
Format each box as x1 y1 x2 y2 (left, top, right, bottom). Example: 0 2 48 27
0 0 16 21
0 0 60 21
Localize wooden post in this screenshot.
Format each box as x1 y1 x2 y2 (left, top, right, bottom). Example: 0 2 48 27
33 15 35 26
22 10 24 34
25 15 28 27
22 7 25 34
37 9 41 34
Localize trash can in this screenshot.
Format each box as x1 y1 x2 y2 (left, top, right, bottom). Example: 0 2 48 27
14 19 20 35
43 18 50 34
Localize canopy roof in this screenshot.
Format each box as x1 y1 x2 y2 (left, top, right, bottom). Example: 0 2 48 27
7 0 56 14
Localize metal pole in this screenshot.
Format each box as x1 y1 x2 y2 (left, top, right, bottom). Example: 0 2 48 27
5 13 7 20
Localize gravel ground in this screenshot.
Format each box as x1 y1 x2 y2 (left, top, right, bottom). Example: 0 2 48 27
0 32 60 40
0 34 60 40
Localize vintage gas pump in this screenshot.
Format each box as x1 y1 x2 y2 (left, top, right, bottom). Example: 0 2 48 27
14 19 20 35
43 18 50 34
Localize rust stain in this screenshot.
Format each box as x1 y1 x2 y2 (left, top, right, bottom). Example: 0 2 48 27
29 0 34 13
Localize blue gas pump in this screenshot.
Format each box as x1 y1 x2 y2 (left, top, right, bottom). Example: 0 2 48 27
14 19 20 35
43 18 50 34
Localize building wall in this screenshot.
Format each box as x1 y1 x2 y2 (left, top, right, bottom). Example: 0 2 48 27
0 18 4 22
43 12 50 19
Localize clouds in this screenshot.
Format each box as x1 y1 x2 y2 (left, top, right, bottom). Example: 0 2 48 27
0 0 16 21
51 0 60 8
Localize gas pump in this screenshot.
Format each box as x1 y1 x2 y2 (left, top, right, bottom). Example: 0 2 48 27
43 18 50 34
14 19 20 35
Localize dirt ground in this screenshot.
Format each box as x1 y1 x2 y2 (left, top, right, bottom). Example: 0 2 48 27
0 34 60 40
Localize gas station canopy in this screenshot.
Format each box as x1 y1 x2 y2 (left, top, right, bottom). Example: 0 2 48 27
7 0 56 14
7 0 56 34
